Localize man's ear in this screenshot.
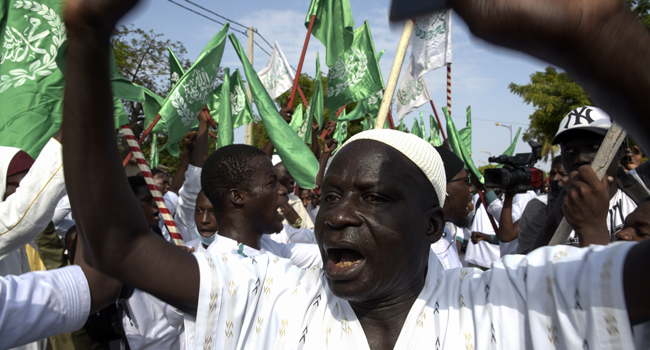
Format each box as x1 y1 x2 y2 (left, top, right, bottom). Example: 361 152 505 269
229 188 246 207
426 206 446 245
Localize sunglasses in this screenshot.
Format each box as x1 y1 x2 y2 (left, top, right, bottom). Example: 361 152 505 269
447 174 471 186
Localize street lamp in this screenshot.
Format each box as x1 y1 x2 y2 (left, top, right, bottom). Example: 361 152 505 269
495 123 513 144
481 150 492 156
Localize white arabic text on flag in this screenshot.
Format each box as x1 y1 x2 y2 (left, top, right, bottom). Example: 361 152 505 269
410 10 452 78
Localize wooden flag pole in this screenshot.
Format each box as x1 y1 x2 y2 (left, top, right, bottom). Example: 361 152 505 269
122 125 186 247
387 109 396 129
477 188 499 235
375 19 414 129
288 15 316 109
320 106 347 140
548 122 627 246
430 100 446 140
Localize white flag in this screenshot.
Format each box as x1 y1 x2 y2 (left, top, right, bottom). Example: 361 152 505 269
258 41 296 99
410 10 452 78
396 60 432 121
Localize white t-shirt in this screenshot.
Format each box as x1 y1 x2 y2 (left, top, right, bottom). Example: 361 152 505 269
269 224 317 245
184 242 636 349
0 265 90 349
486 191 537 257
122 289 185 350
465 196 500 268
431 223 462 270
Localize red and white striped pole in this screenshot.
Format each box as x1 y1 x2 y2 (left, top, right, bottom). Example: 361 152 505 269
121 125 186 247
446 64 452 115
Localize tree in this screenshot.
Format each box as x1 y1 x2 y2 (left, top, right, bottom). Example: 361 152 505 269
628 0 650 29
509 66 592 160
111 25 194 138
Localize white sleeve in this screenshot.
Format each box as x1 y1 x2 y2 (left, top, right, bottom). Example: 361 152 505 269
261 236 322 269
486 198 503 222
448 242 637 348
0 139 66 260
175 165 202 242
510 191 537 223
0 265 91 349
270 225 316 245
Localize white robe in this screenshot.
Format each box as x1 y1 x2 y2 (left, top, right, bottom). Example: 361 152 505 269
184 242 636 349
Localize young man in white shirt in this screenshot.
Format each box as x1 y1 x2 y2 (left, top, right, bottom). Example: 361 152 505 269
63 0 650 348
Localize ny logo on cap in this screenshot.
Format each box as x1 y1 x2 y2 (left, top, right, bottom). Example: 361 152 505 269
564 107 594 129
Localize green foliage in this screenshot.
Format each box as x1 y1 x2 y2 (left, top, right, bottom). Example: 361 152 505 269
509 66 592 160
478 164 498 176
628 0 650 29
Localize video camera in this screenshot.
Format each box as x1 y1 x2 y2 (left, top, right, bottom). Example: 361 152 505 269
484 141 544 193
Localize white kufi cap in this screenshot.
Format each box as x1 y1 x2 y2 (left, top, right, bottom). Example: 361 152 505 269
333 129 446 207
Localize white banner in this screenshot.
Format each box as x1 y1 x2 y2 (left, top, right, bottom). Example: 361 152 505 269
396 60 432 121
410 9 452 78
258 41 296 99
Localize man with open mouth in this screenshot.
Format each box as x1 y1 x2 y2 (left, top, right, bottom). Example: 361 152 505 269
61 0 650 348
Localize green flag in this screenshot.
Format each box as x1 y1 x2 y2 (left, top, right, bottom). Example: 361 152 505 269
376 49 385 62
305 0 355 67
325 22 383 113
332 120 348 153
229 34 319 188
159 23 229 152
169 48 184 88
150 134 159 169
336 99 366 122
289 104 304 133
501 127 522 156
444 107 483 183
412 117 423 139
429 114 442 147
230 69 254 129
398 119 405 132
361 118 370 131
419 112 427 139
309 53 324 130
217 68 233 148
142 86 168 134
458 106 472 154
113 97 129 130
0 0 67 157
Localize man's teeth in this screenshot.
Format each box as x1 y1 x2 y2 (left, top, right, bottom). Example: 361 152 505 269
335 260 362 268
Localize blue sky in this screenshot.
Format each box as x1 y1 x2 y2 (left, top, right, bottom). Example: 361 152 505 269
121 0 552 170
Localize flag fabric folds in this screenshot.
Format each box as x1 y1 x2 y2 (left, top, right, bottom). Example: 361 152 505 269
458 106 472 154
217 68 233 148
230 69 254 129
169 48 185 88
396 59 432 121
501 127 522 156
158 23 229 152
332 120 348 153
444 107 483 183
229 34 319 189
0 0 66 157
325 22 383 113
411 114 424 139
258 41 295 99
289 104 304 133
410 9 452 78
429 114 442 146
305 0 355 67
309 53 324 130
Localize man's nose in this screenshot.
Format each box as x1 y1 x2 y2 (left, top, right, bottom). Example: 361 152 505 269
278 183 287 196
325 195 363 229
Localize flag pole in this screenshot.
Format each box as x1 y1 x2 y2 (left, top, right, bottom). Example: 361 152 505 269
446 64 451 115
320 105 346 140
387 109 396 129
375 19 414 129
244 27 256 146
476 188 499 235
288 15 316 109
429 100 446 140
122 114 161 167
122 125 186 247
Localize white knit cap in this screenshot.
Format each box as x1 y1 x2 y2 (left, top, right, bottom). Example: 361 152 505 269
271 154 282 166
333 129 446 207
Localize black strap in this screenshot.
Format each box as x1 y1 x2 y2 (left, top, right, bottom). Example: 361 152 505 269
618 166 650 205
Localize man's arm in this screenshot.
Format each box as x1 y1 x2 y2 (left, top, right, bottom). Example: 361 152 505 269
169 131 196 195
497 193 519 243
62 0 198 315
0 138 66 259
315 138 337 187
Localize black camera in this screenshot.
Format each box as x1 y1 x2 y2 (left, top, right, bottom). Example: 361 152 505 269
484 141 544 193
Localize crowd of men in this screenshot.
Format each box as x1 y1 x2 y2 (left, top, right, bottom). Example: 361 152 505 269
2 0 650 349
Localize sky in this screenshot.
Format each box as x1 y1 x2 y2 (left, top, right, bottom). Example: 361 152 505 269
120 0 552 170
